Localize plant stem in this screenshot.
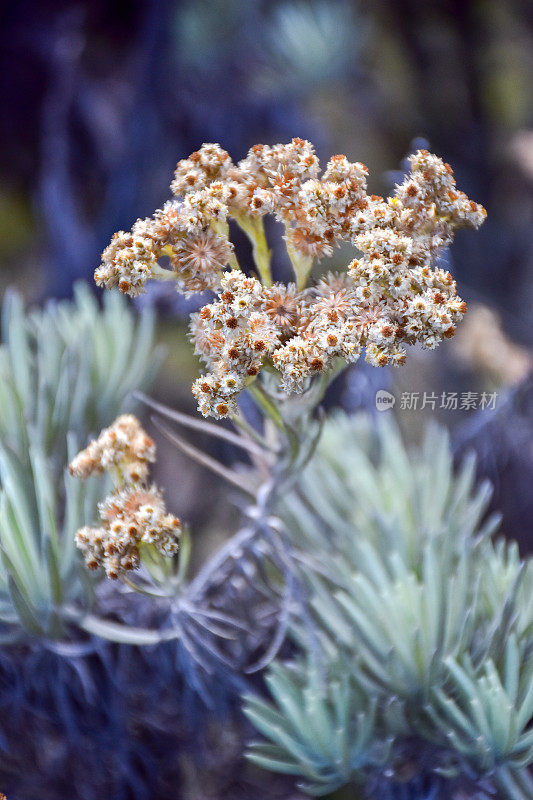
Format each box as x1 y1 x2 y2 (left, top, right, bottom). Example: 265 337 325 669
151 263 177 280
311 358 348 406
247 383 285 431
210 219 242 270
231 410 274 452
233 214 273 286
284 226 314 290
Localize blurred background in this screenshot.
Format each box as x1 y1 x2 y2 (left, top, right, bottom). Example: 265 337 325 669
1 4 533 798
1 0 532 546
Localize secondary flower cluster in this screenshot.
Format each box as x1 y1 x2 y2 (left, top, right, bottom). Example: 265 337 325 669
69 413 156 484
95 140 486 417
70 415 181 579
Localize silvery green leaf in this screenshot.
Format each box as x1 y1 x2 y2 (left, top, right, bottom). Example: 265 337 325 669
0 284 158 639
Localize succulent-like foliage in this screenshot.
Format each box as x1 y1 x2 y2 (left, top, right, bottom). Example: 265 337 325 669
246 656 387 796
245 413 533 799
0 285 158 639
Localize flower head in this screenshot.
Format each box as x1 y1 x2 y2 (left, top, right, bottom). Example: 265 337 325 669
172 228 233 293
69 414 155 483
70 416 181 579
262 283 301 336
95 142 486 417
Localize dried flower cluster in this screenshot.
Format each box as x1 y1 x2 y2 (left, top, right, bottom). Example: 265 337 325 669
69 413 156 484
96 140 486 417
70 416 181 579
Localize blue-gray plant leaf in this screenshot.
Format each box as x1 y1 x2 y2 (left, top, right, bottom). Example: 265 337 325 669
0 283 159 639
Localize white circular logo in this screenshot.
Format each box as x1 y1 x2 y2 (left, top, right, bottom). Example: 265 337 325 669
375 390 396 411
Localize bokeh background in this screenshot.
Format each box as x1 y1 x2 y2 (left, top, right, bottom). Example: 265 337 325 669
1 0 532 546
1 3 533 799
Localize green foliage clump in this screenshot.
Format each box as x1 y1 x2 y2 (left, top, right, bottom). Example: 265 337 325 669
0 285 158 640
245 413 533 799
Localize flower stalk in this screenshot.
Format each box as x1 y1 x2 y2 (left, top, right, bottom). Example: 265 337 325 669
284 223 314 289
233 213 273 286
